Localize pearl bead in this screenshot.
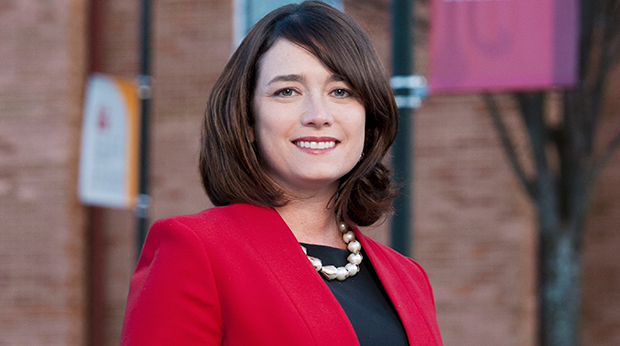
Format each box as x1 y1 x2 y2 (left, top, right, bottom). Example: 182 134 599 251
338 222 347 233
336 267 348 281
342 231 355 243
347 240 361 253
348 253 362 265
308 256 322 271
321 265 338 280
345 263 359 275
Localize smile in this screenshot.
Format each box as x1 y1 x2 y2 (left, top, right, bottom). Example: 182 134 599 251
293 141 336 149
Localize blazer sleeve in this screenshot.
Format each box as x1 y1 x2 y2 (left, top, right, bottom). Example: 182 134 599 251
120 217 223 345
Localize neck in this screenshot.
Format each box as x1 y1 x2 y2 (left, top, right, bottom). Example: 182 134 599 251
276 195 345 249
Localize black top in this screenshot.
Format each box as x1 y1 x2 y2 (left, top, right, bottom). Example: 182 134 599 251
301 243 409 346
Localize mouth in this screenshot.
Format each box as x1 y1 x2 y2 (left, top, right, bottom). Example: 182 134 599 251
293 140 337 149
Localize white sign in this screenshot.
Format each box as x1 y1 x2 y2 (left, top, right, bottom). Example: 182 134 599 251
78 74 139 208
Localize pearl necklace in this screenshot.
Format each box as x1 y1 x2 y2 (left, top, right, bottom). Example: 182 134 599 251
300 221 363 281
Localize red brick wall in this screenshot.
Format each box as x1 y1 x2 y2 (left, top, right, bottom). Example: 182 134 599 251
581 66 620 346
93 1 139 344
97 0 233 344
414 94 538 346
0 0 88 345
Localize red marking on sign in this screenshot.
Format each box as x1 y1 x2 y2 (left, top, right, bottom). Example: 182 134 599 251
97 107 109 130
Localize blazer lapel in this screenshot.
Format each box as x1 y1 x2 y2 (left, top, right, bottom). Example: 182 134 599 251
227 204 360 346
354 227 441 345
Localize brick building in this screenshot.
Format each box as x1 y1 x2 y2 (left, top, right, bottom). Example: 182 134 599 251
1 1 619 345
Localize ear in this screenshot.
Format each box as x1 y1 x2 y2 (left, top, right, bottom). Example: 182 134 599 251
248 125 255 142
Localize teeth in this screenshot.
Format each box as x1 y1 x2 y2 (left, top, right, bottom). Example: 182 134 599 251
294 141 336 149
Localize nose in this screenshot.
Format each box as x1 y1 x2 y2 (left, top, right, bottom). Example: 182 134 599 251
301 94 333 128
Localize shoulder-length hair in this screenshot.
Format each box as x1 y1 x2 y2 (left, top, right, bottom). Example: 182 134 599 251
200 0 398 226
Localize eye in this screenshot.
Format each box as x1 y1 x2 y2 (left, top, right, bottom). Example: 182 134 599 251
275 88 297 97
331 88 351 98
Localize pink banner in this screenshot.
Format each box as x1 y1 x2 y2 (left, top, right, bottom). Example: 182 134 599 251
429 0 578 93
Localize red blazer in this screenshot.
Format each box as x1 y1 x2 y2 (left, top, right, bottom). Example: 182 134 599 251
121 203 442 345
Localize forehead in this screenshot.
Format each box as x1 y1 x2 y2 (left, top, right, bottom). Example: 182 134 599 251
256 39 332 81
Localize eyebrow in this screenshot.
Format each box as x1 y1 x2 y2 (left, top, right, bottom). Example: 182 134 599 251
267 74 304 85
266 74 345 86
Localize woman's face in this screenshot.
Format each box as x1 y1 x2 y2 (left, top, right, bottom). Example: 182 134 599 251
252 39 365 197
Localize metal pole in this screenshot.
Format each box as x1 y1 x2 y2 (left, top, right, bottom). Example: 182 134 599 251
136 0 152 256
390 0 415 256
87 0 105 343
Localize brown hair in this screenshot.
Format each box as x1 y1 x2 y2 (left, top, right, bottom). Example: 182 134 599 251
200 1 398 226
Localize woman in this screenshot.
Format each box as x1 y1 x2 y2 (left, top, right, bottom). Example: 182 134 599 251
121 1 442 345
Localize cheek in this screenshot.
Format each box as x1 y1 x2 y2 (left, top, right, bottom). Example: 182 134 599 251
255 114 281 144
252 102 272 146
254 101 299 144
253 112 287 163
254 124 273 157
